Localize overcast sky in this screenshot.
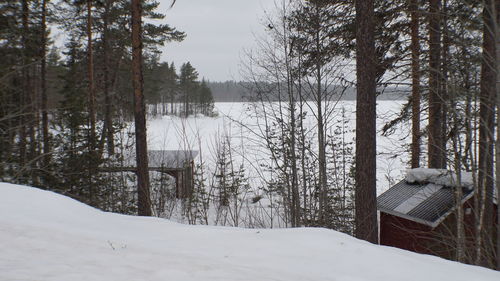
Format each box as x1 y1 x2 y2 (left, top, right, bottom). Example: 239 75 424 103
157 0 275 82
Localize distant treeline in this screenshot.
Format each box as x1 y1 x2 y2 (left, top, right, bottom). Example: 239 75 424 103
206 81 410 102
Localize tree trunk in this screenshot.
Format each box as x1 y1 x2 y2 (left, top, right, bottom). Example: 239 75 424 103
495 0 500 268
41 0 50 171
463 69 472 171
290 78 300 226
428 0 444 169
284 26 300 227
441 0 449 168
451 87 465 262
355 0 378 244
476 0 496 267
103 0 114 155
410 0 421 169
316 43 327 225
19 0 30 177
132 0 152 216
87 0 96 151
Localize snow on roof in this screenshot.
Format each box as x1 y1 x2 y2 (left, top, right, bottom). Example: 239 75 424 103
2 183 499 281
405 168 474 189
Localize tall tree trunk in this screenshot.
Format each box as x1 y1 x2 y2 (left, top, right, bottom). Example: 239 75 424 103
476 0 496 267
170 93 174 115
451 89 465 262
310 2 327 225
316 45 327 225
132 0 152 216
87 0 96 151
41 0 50 173
494 0 500 268
463 66 472 171
355 0 378 244
284 22 300 227
441 0 449 168
103 0 114 155
85 0 97 204
410 0 421 168
289 95 300 227
428 0 444 169
185 85 189 118
298 72 308 224
19 0 30 177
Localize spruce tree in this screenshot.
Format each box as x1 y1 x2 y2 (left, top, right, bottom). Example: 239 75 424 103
179 62 199 117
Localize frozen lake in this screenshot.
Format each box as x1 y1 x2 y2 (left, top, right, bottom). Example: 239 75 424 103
147 101 412 195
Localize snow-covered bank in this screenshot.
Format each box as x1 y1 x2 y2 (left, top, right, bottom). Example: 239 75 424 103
1 183 498 281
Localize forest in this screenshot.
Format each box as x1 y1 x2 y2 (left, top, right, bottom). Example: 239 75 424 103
0 0 499 272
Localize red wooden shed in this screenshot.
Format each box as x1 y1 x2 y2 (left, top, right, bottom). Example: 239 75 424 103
377 170 497 265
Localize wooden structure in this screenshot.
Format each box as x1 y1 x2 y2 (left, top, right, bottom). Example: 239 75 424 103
106 150 198 199
378 179 498 264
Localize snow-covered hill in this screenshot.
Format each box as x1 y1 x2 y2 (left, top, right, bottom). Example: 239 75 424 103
1 183 498 281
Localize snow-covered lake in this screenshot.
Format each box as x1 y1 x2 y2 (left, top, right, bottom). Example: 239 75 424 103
147 101 412 195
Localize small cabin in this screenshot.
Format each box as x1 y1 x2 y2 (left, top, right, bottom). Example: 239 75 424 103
109 150 198 199
147 150 198 198
377 168 497 264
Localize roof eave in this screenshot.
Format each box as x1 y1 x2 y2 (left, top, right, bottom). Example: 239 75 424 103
379 207 439 228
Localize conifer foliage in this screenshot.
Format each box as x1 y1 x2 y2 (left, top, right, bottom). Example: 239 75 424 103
0 0 184 212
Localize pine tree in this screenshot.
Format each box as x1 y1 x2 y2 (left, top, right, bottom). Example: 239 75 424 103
166 62 179 115
56 37 93 200
355 0 378 244
197 79 214 116
132 0 151 216
179 62 198 117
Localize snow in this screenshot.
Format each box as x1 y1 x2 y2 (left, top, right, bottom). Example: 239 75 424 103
406 168 474 188
1 183 499 281
147 101 411 195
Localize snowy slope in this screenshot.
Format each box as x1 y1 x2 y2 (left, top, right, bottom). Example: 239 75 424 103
1 183 498 281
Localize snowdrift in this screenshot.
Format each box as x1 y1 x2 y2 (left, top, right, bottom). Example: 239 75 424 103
0 183 498 281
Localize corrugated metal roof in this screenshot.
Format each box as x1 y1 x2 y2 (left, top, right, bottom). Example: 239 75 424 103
377 181 424 211
377 180 474 228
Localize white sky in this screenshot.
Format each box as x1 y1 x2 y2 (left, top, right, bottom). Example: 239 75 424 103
157 0 275 82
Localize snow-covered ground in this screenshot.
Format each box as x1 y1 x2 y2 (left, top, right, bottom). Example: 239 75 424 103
147 101 412 194
1 182 498 281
